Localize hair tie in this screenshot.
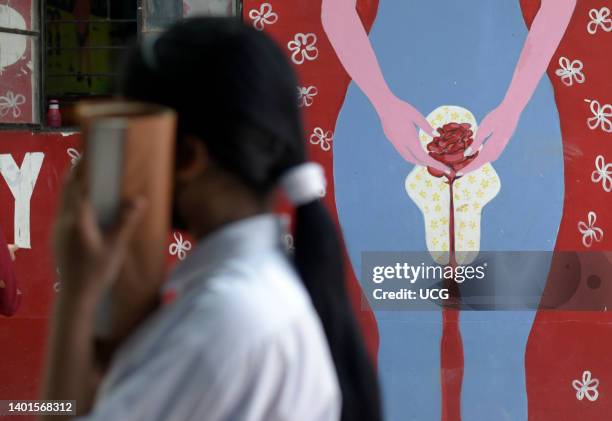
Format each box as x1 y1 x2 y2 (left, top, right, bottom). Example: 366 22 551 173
141 34 161 70
280 162 326 206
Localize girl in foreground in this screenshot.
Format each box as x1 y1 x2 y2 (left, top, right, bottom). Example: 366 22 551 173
42 18 381 421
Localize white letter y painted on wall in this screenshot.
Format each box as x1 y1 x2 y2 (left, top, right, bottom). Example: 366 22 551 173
0 153 44 248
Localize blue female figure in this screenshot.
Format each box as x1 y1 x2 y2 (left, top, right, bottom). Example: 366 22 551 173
322 0 575 419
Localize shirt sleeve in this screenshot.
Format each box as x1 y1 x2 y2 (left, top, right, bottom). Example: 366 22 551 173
79 322 340 421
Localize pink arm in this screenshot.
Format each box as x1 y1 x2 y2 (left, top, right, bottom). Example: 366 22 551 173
502 0 576 113
322 0 449 172
321 0 393 113
464 0 577 165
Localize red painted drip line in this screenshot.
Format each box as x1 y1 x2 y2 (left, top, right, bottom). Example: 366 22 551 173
440 178 464 421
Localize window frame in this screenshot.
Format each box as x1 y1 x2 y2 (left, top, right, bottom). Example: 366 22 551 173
0 0 144 130
42 0 142 128
0 0 44 129
0 0 241 130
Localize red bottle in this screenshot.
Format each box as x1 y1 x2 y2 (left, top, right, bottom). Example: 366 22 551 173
47 99 62 128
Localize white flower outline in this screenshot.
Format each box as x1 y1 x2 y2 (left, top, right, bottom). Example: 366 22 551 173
572 370 600 402
279 214 295 253
54 267 62 292
309 127 333 151
169 232 192 260
0 90 26 118
67 148 81 167
287 33 319 65
578 211 604 248
587 7 612 34
585 99 612 133
555 57 585 86
591 155 612 192
297 85 318 107
248 3 278 31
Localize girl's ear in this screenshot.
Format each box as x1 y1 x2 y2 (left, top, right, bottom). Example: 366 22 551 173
176 135 209 182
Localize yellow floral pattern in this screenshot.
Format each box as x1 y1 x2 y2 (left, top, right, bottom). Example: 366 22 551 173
406 105 501 264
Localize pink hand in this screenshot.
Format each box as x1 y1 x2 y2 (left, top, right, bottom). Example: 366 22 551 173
459 104 520 174
378 96 450 173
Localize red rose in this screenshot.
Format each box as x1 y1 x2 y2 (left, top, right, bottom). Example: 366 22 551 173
427 122 478 179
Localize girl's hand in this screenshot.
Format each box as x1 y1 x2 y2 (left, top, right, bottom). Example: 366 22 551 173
7 244 18 261
377 95 451 174
53 167 147 300
459 103 521 174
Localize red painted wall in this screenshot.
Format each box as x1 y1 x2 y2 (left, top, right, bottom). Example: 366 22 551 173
0 131 80 415
0 1 610 419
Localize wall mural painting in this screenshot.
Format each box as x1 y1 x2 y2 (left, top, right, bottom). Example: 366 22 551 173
245 0 611 420
0 1 609 420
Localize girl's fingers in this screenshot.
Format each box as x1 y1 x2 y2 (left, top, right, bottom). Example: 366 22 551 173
78 198 103 247
91 198 147 283
107 198 148 255
59 163 87 221
8 244 18 261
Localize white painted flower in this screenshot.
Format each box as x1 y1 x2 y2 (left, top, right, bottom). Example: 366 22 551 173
592 155 612 192
279 214 295 253
248 3 278 31
169 232 192 260
297 85 318 107
67 148 81 167
54 267 62 292
587 7 612 34
573 370 599 402
578 211 604 248
586 99 612 133
0 90 25 118
287 33 319 65
309 127 333 151
555 57 585 86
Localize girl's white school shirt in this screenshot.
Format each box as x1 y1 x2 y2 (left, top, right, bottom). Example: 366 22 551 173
80 214 341 421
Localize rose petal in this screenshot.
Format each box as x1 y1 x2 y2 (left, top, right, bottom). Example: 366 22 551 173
427 142 443 153
453 152 479 170
443 150 467 164
427 122 475 169
447 134 461 143
448 142 463 153
429 152 447 163
439 139 451 149
427 166 446 178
